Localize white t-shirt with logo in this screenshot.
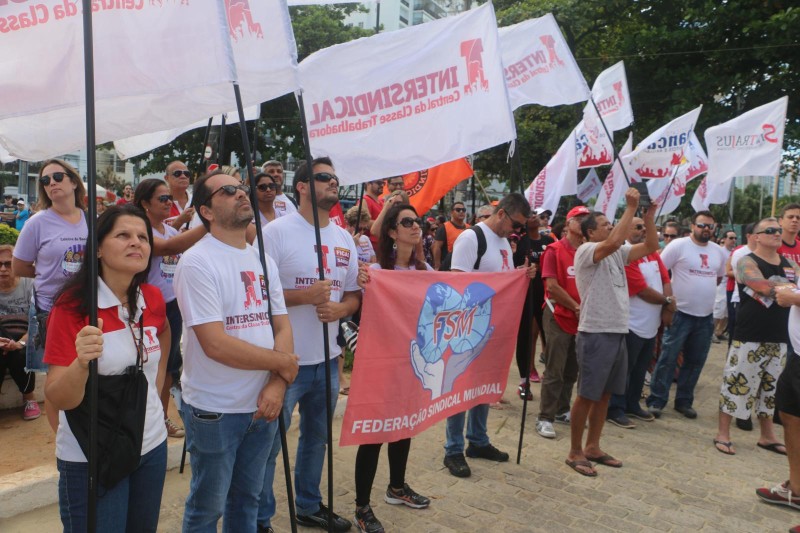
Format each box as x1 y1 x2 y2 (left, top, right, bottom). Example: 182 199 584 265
450 222 514 273
273 193 298 219
660 237 728 317
174 235 287 413
357 235 375 263
263 213 360 365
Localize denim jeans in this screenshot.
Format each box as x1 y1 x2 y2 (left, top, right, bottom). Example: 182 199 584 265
181 402 277 533
25 293 46 372
57 439 167 533
258 362 339 524
444 403 490 457
647 311 714 410
608 332 656 418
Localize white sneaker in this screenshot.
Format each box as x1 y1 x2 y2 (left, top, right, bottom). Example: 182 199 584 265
535 420 556 439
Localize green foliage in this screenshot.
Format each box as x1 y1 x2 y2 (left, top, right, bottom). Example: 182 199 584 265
0 224 19 245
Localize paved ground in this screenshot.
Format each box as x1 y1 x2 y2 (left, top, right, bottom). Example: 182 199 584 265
1 340 798 532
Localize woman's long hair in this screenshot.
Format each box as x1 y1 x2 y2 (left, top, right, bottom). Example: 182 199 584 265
377 203 427 271
133 178 167 211
36 159 86 211
55 204 154 318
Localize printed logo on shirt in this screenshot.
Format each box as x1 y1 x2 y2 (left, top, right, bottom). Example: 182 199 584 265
275 201 286 211
699 253 709 269
785 267 796 282
567 265 576 277
62 244 85 276
335 247 351 268
315 245 331 275
160 255 180 279
500 249 510 271
240 271 262 309
144 329 156 345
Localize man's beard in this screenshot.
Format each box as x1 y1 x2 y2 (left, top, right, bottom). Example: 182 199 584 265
694 232 711 243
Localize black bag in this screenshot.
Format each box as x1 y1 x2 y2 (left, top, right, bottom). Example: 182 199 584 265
65 318 148 489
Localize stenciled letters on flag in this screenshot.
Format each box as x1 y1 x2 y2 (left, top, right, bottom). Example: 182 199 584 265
704 96 788 185
0 1 236 161
589 61 633 132
498 14 590 110
647 131 708 216
299 3 515 186
621 106 702 182
115 0 300 159
596 133 633 221
341 269 528 446
575 103 613 169
525 132 577 222
577 168 602 203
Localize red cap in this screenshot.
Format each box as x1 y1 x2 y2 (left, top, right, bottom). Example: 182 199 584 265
566 206 591 219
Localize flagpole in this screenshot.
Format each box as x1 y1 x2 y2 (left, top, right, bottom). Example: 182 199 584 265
589 98 632 187
198 117 213 176
655 162 682 220
516 281 534 464
296 91 336 533
233 84 298 533
217 113 227 166
771 173 780 217
80 0 99 530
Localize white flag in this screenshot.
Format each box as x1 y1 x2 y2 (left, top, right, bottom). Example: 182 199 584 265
692 176 733 212
577 168 602 202
298 3 515 186
115 0 300 159
499 14 590 110
596 133 633 221
622 106 702 182
575 103 613 169
589 61 633 132
524 132 577 222
0 1 236 161
647 131 708 216
704 96 788 185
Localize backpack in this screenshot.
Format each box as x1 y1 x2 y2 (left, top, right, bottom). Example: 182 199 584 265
439 226 487 271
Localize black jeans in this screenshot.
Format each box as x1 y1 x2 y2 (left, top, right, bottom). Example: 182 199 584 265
0 348 35 394
354 438 411 507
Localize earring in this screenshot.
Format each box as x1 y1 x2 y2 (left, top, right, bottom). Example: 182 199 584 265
392 242 397 250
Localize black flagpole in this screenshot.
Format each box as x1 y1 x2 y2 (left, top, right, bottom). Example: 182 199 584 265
80 0 99 530
355 183 365 237
217 113 227 166
234 85 298 533
198 117 213 175
296 91 335 533
516 281 534 464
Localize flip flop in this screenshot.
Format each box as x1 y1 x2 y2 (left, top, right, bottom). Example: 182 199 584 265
758 442 787 456
565 459 597 477
585 453 623 468
713 439 736 455
339 387 350 396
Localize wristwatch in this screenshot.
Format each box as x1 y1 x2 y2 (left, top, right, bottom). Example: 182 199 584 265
664 296 674 306
18 340 26 347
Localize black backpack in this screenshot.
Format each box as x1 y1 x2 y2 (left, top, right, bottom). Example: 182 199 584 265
439 226 487 271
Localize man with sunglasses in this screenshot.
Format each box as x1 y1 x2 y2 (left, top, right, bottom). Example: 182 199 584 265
262 160 298 218
647 211 729 420
261 157 361 532
433 201 469 270
164 160 195 229
442 193 537 478
659 221 680 253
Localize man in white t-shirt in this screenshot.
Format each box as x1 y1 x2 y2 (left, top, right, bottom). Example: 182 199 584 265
646 211 729 420
260 157 361 532
174 170 299 531
443 193 537 478
262 159 298 219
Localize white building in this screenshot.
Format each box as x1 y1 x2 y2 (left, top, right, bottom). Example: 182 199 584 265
345 0 449 33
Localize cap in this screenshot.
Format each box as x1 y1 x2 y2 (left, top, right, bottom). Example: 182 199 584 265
534 208 552 217
17 200 24 205
567 206 591 219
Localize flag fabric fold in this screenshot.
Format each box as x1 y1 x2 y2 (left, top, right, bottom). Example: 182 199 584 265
588 61 633 132
524 131 577 222
647 131 708 216
577 168 602 203
575 102 613 169
596 133 633 221
395 159 474 216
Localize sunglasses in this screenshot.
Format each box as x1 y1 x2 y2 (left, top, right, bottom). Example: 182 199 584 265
397 217 423 228
40 172 68 186
695 223 715 230
171 170 191 178
257 183 279 192
453 208 467 213
757 227 781 235
633 224 645 230
664 234 678 239
156 194 173 203
303 172 339 185
207 184 250 203
0 261 11 269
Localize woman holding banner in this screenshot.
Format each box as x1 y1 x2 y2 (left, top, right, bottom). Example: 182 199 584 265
354 203 431 533
43 205 169 532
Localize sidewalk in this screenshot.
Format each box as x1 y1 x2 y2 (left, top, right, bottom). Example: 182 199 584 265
1 342 798 532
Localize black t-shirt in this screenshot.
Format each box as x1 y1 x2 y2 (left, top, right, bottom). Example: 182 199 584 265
514 233 554 302
734 253 794 344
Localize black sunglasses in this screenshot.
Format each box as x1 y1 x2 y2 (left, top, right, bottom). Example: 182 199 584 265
301 172 339 185
207 184 250 204
257 183 279 192
453 207 467 213
397 217 423 228
695 223 715 230
156 194 173 203
171 170 191 178
40 172 68 186
0 261 11 269
634 224 645 230
664 233 678 239
757 227 781 235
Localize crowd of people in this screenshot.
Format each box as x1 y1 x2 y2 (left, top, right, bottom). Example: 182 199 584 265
2 155 799 532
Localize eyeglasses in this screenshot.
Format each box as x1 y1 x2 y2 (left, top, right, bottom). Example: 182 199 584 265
156 194 173 203
453 208 466 213
206 184 250 204
509 216 526 231
302 172 339 185
40 172 68 186
0 261 11 269
388 181 405 188
171 170 191 178
695 223 715 230
633 224 645 230
257 183 279 192
397 217 423 228
663 233 678 239
757 227 781 235
478 214 490 220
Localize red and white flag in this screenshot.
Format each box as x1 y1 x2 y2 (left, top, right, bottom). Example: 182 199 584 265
115 0 300 159
298 3 515 186
498 14 590 110
588 61 633 132
0 1 236 161
596 133 633 221
575 103 613 169
692 175 732 212
621 106 702 181
577 168 602 203
647 132 708 216
703 96 788 185
524 132 577 222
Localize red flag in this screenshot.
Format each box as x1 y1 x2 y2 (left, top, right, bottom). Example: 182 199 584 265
341 269 528 446
388 158 473 215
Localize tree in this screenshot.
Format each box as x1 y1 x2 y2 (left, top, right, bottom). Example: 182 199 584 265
98 166 128 196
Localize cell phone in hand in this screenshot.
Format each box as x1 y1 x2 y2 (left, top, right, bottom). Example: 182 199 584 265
632 182 651 209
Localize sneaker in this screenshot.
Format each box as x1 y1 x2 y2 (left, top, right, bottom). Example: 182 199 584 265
23 400 41 421
711 336 721 344
529 369 541 383
674 405 698 419
354 505 384 533
554 411 571 425
165 418 185 438
536 420 556 439
465 443 509 462
756 481 800 510
297 503 352 532
257 527 275 533
517 383 533 401
384 483 430 509
443 453 471 478
627 408 655 421
607 413 636 429
647 405 663 419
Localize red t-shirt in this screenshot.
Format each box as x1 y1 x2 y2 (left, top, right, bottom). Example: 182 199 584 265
626 251 670 296
115 198 132 206
362 195 384 246
329 202 346 229
778 237 800 266
541 238 580 335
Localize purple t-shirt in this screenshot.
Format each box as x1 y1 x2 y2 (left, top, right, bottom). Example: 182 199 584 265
13 209 87 312
148 224 181 303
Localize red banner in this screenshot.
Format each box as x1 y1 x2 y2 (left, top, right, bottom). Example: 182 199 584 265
341 269 528 446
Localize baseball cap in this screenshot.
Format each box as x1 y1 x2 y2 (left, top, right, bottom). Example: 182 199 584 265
566 206 591 219
17 200 24 205
534 208 551 217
